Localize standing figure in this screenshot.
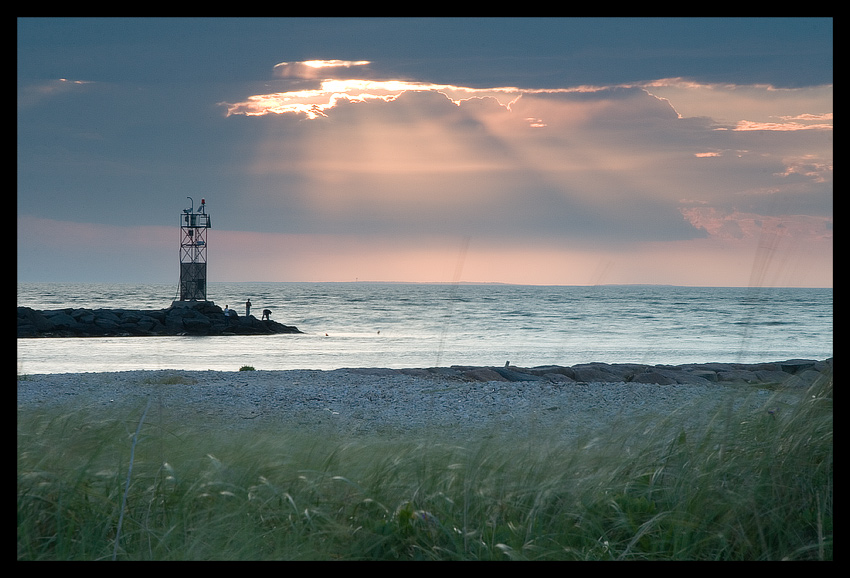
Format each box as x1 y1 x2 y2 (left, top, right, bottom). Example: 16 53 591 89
245 299 252 317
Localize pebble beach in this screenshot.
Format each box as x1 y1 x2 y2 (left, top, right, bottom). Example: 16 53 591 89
17 360 831 440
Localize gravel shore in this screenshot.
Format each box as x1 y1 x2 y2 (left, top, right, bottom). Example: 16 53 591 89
17 365 818 440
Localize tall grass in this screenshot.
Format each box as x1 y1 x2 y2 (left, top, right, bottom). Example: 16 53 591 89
18 378 832 560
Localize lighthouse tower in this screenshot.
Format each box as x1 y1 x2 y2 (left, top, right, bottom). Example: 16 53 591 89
178 197 211 301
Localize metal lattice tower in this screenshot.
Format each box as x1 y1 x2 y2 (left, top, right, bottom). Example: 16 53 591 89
178 197 211 301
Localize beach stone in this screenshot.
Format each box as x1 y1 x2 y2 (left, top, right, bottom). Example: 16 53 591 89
346 367 404 377
17 307 51 332
527 365 574 378
630 370 678 385
420 367 463 380
716 369 760 383
753 369 795 385
94 318 121 333
463 368 509 382
134 317 159 332
783 369 828 388
745 362 783 372
683 369 719 382
491 367 546 382
44 311 79 330
541 372 576 383
95 309 122 323
398 368 434 378
673 372 716 386
119 312 142 324
571 363 629 383
182 315 212 332
780 359 818 374
694 362 738 372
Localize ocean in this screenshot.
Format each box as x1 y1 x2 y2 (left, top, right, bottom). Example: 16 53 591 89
17 282 833 375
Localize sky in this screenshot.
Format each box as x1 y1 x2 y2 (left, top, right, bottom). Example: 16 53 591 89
17 17 832 287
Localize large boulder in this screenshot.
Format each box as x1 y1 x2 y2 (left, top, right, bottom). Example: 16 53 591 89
571 363 631 383
43 311 80 331
17 307 51 335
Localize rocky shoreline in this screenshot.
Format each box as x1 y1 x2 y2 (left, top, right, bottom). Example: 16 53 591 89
16 358 832 438
17 301 302 338
438 357 833 387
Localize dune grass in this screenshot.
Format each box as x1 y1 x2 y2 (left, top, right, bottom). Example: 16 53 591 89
18 378 832 560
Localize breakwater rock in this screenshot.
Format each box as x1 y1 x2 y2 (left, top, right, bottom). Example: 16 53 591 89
345 358 833 388
17 301 303 337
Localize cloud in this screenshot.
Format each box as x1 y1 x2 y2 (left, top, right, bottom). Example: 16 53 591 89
223 68 833 133
730 119 833 131
221 79 523 120
19 59 829 287
680 207 832 242
219 64 831 261
273 59 373 79
17 78 94 109
639 78 833 131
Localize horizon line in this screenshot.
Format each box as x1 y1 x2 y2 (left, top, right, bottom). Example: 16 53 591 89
17 279 833 290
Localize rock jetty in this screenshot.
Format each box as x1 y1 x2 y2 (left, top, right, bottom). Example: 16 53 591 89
344 357 833 389
17 301 302 338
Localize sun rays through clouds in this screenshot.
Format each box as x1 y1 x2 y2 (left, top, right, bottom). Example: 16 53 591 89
211 60 832 285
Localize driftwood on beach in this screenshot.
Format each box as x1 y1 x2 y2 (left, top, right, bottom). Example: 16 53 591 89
17 302 302 338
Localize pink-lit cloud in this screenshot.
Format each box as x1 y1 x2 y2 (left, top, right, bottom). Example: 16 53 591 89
730 119 833 131
208 62 834 286
680 207 832 242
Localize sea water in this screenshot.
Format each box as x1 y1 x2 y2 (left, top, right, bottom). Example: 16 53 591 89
17 282 833 375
